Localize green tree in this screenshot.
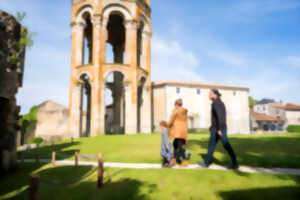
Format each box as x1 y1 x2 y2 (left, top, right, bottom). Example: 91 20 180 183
18 106 38 145
249 96 257 109
9 12 35 67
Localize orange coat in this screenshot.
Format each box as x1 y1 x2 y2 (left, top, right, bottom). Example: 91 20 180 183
168 107 188 139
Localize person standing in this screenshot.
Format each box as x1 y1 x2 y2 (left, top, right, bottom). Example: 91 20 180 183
168 99 189 167
201 89 239 169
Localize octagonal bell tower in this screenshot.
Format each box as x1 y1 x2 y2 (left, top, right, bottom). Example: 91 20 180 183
69 0 152 137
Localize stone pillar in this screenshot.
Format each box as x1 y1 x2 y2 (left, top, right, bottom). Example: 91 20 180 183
125 81 137 134
74 22 86 66
140 31 148 70
69 22 86 138
90 15 104 136
69 83 82 138
124 20 138 67
124 20 138 134
140 84 152 133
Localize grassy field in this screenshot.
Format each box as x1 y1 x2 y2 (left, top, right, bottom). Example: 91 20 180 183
1 163 300 200
20 132 300 168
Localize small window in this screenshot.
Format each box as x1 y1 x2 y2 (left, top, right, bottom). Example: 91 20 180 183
197 88 201 95
176 87 180 94
233 91 237 96
276 110 280 115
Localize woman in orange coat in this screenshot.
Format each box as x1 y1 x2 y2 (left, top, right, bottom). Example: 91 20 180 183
168 99 189 167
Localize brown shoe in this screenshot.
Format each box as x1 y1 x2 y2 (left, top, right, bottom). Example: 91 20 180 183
169 158 176 168
179 160 189 167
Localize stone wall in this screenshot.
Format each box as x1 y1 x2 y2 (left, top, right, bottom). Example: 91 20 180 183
0 10 25 174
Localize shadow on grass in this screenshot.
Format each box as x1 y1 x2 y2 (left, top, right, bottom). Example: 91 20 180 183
19 141 81 160
186 135 300 168
218 186 300 200
38 166 157 200
1 164 157 200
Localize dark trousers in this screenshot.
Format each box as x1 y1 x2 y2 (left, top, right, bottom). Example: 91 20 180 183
173 138 186 160
205 126 237 166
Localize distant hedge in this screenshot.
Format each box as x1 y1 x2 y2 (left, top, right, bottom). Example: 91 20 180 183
287 125 300 133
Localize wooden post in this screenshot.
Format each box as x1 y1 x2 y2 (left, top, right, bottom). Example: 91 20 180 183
97 153 104 188
75 152 78 167
29 175 40 200
20 152 24 164
35 154 40 164
52 152 56 166
71 137 74 143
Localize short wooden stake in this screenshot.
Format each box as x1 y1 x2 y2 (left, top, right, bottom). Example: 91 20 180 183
52 152 56 166
35 154 40 164
75 152 78 167
20 152 24 164
71 137 74 143
97 153 104 188
29 175 40 200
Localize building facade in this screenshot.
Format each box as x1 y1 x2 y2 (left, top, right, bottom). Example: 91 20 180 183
152 81 250 134
284 104 300 126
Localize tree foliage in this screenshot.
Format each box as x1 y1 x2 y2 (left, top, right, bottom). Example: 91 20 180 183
249 96 257 109
8 12 35 67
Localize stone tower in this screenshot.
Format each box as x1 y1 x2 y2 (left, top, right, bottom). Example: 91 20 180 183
69 0 152 137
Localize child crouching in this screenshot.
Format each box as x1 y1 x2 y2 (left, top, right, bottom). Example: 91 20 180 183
160 121 174 168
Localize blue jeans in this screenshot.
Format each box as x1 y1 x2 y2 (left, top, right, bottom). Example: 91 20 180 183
205 126 237 166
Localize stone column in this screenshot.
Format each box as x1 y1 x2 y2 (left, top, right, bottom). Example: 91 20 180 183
68 22 86 138
73 22 86 66
140 83 152 133
90 15 104 136
125 81 137 134
124 20 138 66
124 20 139 134
69 82 82 138
140 31 148 70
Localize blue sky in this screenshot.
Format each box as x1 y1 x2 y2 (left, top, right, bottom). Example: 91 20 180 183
1 0 300 114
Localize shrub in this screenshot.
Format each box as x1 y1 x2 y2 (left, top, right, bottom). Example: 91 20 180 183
287 125 300 133
31 137 44 147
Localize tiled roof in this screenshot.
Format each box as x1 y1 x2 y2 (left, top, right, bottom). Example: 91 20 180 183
285 103 300 111
256 99 275 105
250 110 280 122
152 81 249 91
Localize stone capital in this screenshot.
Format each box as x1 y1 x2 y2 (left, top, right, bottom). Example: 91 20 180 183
102 18 109 28
124 20 139 30
70 22 86 30
142 31 152 38
92 15 102 27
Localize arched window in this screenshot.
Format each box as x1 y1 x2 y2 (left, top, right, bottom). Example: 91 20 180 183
82 12 93 65
137 22 144 67
106 13 125 64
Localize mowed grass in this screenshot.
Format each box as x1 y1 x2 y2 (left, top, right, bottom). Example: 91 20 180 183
20 132 300 168
1 163 300 200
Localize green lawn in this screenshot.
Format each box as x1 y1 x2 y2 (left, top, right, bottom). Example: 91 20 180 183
1 163 300 200
20 132 300 168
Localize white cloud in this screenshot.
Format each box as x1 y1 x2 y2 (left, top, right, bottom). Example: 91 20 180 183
228 0 300 23
284 56 300 68
151 35 204 82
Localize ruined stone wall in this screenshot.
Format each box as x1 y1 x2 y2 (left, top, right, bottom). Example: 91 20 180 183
0 10 25 174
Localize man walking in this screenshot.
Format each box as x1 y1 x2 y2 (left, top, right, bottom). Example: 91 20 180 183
200 89 239 169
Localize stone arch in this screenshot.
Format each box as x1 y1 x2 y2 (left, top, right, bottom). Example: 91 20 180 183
138 14 150 32
102 4 132 21
77 71 93 82
76 6 94 23
103 69 129 82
